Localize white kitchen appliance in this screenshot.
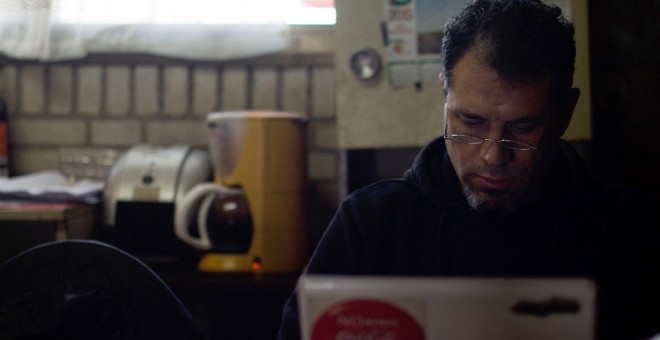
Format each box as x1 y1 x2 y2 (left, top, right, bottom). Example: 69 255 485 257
103 144 212 263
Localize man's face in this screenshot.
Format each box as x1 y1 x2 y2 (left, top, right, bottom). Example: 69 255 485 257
444 48 557 215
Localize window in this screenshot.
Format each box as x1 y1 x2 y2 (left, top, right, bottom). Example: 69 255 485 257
54 0 335 25
0 0 335 61
285 0 336 25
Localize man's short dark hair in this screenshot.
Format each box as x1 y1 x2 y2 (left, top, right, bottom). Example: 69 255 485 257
441 0 576 103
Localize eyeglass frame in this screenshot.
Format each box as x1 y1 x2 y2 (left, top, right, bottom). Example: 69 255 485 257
443 114 540 151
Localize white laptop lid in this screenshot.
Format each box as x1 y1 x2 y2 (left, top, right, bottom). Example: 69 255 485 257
298 275 596 340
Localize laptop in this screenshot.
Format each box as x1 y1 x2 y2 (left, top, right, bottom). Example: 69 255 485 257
297 275 596 340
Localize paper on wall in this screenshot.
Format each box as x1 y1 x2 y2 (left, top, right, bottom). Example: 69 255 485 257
384 0 461 89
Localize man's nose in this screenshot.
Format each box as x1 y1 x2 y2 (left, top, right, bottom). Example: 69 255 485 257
480 139 513 166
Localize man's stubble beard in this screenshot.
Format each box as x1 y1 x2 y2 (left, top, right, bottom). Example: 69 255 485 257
461 166 532 216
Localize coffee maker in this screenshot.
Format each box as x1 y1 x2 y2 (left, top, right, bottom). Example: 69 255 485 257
175 111 307 273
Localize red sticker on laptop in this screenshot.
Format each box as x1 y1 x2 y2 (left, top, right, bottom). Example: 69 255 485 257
311 299 424 340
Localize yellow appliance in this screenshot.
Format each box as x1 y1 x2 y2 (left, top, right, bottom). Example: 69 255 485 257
175 111 307 273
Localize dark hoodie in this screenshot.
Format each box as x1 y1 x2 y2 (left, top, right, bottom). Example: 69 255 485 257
279 136 660 340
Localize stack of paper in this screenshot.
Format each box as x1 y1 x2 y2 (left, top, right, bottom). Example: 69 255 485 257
0 171 104 204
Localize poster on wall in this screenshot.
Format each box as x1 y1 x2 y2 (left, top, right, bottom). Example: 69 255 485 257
384 0 462 88
384 0 571 89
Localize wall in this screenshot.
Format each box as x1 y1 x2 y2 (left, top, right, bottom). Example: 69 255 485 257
0 26 340 247
335 0 444 149
589 1 660 194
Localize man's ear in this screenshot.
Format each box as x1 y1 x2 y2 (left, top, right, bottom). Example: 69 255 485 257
557 87 580 137
439 72 448 96
440 72 449 120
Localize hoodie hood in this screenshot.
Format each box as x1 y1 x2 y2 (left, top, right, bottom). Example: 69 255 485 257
403 137 465 207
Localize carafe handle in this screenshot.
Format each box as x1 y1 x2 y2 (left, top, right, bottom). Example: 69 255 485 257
174 182 242 250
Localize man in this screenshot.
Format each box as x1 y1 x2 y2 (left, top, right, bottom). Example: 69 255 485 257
279 0 660 339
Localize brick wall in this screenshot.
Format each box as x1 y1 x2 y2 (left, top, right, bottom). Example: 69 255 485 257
0 52 340 245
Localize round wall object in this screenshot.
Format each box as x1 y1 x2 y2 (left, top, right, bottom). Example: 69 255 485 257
350 48 382 81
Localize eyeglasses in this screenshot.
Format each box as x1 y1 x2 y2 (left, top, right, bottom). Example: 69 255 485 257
443 121 539 151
